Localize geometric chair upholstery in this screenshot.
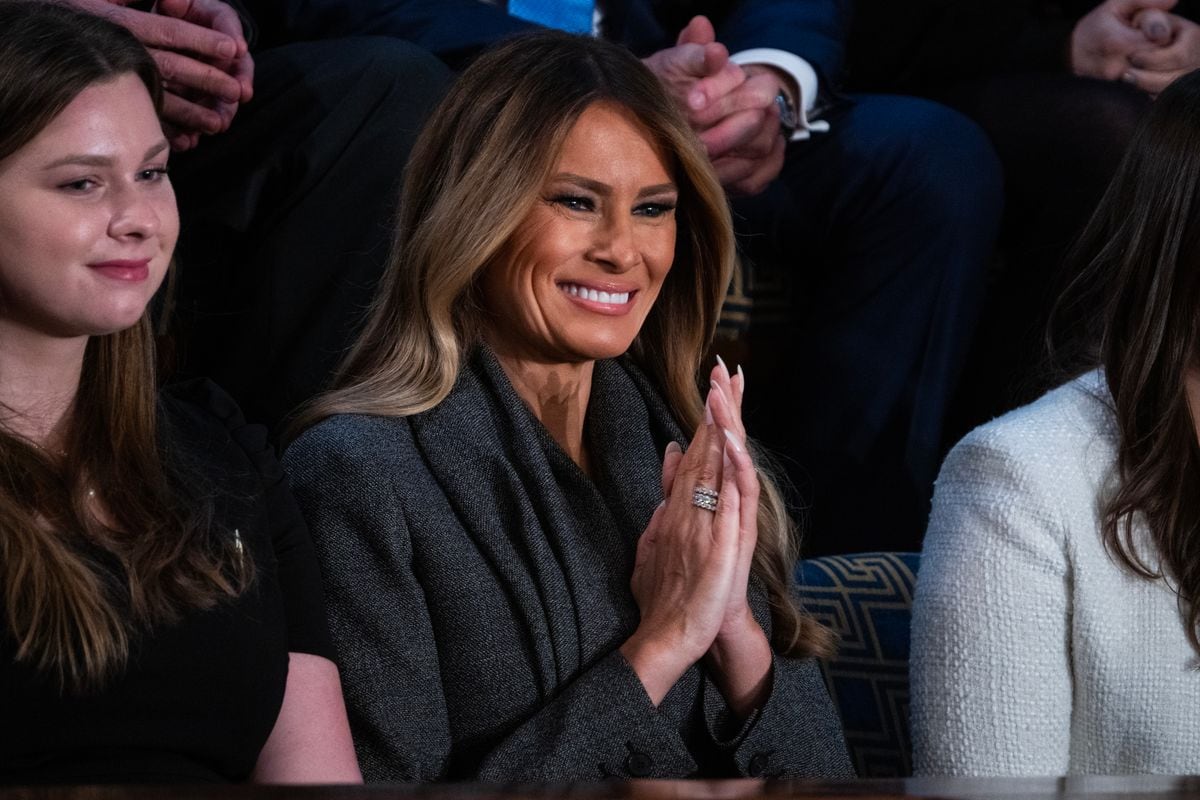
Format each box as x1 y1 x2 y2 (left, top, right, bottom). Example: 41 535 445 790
794 552 921 778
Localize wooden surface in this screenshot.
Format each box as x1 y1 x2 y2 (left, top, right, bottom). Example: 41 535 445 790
2 776 1200 800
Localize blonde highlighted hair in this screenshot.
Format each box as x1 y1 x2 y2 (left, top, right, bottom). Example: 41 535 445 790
294 31 832 658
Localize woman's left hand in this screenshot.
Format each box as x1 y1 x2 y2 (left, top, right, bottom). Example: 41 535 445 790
662 359 772 716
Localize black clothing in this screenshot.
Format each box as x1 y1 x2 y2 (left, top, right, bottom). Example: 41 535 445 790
0 381 331 785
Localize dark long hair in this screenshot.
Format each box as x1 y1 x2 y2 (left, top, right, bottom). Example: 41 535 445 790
0 0 250 692
293 31 833 658
1050 68 1200 655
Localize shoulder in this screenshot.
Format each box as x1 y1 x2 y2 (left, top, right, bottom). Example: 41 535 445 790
939 370 1115 496
159 378 277 483
283 412 422 494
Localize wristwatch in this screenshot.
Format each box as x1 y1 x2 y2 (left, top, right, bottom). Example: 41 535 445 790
774 89 799 138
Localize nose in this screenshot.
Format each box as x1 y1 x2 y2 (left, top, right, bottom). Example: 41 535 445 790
107 183 163 240
589 211 640 273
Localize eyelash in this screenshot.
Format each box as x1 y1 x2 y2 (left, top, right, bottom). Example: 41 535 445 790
58 166 169 193
549 194 677 218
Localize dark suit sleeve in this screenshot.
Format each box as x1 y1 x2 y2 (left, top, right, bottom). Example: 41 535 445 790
713 0 853 84
242 0 534 66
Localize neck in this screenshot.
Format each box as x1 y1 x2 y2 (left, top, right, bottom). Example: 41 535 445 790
488 345 595 472
0 323 87 449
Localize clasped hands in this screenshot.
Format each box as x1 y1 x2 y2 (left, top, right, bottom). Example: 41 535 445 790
66 0 254 150
620 359 773 718
1072 0 1200 95
643 16 792 196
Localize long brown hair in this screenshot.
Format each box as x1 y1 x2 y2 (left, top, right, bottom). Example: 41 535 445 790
0 0 250 692
1050 68 1200 655
293 31 832 658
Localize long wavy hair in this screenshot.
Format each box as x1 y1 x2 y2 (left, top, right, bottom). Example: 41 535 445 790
1049 68 1200 656
293 31 833 658
0 0 251 692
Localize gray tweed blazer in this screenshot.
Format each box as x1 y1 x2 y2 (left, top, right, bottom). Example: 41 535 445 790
284 349 852 782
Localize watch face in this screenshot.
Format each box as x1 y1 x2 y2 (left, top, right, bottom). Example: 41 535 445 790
774 91 798 134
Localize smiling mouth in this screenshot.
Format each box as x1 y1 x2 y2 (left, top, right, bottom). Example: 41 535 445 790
559 282 632 306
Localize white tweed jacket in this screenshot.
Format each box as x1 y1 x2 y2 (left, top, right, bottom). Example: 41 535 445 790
911 370 1200 776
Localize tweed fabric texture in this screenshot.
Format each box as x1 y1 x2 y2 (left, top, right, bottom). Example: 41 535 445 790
911 370 1200 776
285 348 852 782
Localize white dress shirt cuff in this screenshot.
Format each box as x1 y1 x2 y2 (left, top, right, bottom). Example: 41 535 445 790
730 48 830 141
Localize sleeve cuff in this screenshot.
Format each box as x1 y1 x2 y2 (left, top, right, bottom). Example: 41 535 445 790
729 48 830 141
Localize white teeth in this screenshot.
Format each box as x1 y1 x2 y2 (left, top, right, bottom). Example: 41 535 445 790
560 283 629 305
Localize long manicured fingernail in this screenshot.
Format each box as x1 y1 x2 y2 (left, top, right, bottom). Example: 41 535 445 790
737 364 745 384
715 354 729 377
666 441 682 457
704 392 714 424
723 428 743 454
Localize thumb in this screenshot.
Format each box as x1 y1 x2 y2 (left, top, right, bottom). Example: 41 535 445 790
1135 8 1174 42
676 15 716 46
1113 0 1178 18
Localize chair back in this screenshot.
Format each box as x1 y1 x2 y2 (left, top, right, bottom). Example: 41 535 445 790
794 552 920 778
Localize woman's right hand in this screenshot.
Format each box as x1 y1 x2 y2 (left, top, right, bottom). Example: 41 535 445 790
620 385 743 705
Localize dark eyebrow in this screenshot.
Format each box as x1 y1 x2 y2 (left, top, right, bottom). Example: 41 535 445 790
42 139 170 170
553 173 678 198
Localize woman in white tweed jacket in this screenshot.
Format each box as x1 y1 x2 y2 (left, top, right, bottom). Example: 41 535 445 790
911 69 1200 777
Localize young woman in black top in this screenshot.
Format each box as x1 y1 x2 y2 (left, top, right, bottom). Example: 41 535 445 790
0 1 359 783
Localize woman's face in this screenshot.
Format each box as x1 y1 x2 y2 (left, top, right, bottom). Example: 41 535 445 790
481 101 678 365
0 73 177 343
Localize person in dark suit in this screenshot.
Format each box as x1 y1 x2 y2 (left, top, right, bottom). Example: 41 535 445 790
246 0 1005 554
845 0 1200 432
285 32 854 781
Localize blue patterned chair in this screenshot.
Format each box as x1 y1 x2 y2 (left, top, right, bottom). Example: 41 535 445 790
794 552 920 778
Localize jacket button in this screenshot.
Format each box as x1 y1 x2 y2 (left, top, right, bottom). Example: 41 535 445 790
625 750 654 777
748 752 771 777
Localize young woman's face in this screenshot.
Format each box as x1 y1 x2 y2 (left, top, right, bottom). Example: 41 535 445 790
0 73 177 343
481 101 678 365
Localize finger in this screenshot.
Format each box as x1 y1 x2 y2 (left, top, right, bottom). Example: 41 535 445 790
687 59 748 114
1123 65 1181 93
711 445 742 549
676 15 716 47
732 364 745 411
161 90 226 136
109 4 240 61
164 0 249 47
1128 37 1195 70
717 133 785 196
690 70 776 127
1111 0 1178 23
1134 8 1175 43
680 45 738 112
722 429 760 569
709 360 747 443
232 51 255 102
672 393 726 499
662 441 684 499
153 48 243 103
705 378 751 463
700 107 775 161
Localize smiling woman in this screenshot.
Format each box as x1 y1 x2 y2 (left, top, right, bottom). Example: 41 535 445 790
285 31 852 783
0 0 359 785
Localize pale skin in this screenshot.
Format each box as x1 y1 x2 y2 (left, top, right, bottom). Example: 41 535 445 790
1071 0 1200 95
642 15 793 197
55 0 254 151
485 102 772 717
0 74 358 784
